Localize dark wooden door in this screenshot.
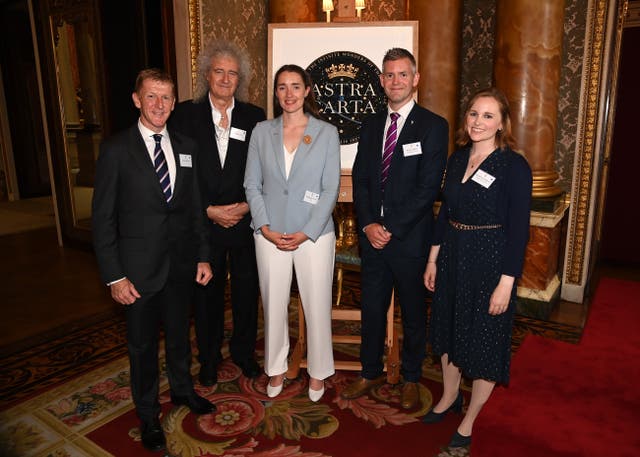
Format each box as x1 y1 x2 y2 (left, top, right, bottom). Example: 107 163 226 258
599 25 640 265
0 0 50 199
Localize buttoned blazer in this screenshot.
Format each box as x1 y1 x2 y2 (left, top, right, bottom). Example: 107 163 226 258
91 125 209 292
244 115 340 241
170 98 266 246
352 103 448 257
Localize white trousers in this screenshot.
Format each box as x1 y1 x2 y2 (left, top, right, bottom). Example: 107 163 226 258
254 232 336 380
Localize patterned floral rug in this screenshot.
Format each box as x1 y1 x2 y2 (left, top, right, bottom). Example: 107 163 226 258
0 272 582 457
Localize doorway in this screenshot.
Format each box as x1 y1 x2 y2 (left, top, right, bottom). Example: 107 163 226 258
0 0 177 352
598 23 640 268
0 0 176 245
0 0 50 201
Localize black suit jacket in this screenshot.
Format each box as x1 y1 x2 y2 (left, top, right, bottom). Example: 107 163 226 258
170 98 266 246
352 103 448 258
92 125 209 292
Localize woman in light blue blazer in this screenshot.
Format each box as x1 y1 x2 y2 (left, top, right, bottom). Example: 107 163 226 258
244 64 340 402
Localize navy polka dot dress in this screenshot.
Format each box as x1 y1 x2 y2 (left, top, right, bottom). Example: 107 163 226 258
429 147 532 384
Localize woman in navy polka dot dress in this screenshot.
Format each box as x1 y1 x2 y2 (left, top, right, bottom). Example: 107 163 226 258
422 88 532 448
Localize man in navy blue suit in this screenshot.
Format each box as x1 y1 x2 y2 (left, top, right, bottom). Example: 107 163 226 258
92 69 215 452
343 48 448 410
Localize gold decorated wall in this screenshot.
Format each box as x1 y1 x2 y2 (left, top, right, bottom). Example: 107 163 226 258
197 0 268 107
190 0 618 302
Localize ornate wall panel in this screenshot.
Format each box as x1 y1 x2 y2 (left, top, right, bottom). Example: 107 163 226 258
556 0 587 192
360 0 406 22
458 0 496 124
198 0 268 108
562 0 623 302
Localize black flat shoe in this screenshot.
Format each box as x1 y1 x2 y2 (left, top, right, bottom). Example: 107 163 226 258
422 391 463 424
235 358 261 378
140 419 166 452
449 430 472 448
171 393 216 414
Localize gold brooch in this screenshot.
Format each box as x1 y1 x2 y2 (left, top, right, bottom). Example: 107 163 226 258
303 135 312 144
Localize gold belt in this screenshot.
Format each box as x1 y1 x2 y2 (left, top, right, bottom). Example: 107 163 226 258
449 220 502 231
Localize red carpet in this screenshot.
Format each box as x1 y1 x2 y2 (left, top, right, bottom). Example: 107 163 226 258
84 368 463 457
473 278 640 457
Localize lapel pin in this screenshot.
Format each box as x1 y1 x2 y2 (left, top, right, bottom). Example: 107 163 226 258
303 135 312 144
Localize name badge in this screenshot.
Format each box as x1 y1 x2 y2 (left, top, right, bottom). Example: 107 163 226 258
403 142 422 157
471 169 496 188
179 154 192 168
303 190 320 205
230 127 247 141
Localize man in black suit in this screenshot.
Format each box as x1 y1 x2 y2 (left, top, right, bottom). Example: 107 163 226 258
170 40 265 386
342 48 448 409
92 69 215 452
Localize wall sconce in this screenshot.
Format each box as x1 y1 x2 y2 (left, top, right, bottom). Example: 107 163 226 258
322 0 334 22
355 0 365 19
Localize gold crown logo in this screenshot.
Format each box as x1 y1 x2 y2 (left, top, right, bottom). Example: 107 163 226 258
325 63 359 79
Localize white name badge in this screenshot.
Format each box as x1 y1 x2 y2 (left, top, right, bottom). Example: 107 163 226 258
403 142 422 157
230 127 247 141
471 169 496 188
179 154 192 168
303 190 320 205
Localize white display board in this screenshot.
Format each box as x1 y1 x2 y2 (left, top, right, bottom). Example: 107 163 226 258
268 21 418 169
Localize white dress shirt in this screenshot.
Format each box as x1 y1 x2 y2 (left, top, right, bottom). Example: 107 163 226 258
210 96 234 167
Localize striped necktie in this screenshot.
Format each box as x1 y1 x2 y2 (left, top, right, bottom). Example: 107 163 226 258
152 134 172 202
381 112 400 190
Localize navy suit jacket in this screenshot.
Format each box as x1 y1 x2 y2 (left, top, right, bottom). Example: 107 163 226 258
352 103 448 258
170 98 266 246
91 125 209 292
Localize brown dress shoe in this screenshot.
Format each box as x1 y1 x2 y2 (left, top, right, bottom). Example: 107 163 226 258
401 382 419 409
341 375 386 399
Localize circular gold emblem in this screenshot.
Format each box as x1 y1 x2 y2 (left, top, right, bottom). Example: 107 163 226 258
307 51 387 145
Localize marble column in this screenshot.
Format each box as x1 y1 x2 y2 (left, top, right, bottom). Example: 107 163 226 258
494 0 567 318
494 0 564 199
407 0 463 155
517 204 569 319
269 0 317 23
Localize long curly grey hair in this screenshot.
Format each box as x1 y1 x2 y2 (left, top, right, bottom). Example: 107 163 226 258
193 39 252 102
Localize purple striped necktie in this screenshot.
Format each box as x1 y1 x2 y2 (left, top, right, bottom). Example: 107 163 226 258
381 112 400 189
152 134 172 202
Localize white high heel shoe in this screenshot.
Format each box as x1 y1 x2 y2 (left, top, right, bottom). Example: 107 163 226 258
267 377 284 398
308 382 325 402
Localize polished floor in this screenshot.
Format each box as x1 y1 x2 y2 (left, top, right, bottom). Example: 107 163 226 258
0 227 119 355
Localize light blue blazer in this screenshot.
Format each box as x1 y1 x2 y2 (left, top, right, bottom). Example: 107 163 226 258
244 115 340 241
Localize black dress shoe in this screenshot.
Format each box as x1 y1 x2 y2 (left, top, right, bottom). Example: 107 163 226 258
171 393 216 414
422 391 463 424
235 358 261 378
198 363 218 387
140 419 166 452
449 430 472 448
